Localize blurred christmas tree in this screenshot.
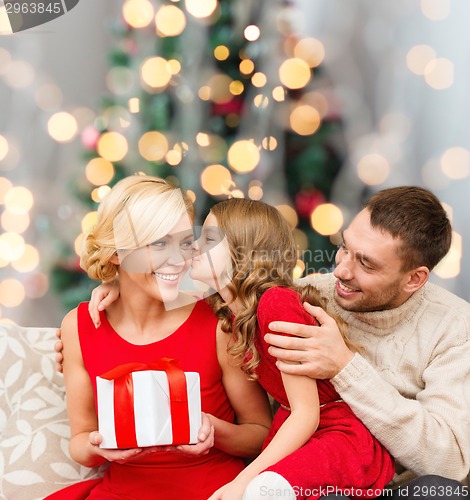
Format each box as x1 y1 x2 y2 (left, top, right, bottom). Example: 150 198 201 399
51 0 345 311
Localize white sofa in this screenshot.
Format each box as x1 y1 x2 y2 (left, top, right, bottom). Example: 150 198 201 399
0 324 103 500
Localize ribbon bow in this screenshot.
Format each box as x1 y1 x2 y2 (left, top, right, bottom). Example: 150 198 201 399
99 358 190 448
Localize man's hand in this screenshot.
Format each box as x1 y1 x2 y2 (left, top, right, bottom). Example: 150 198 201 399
265 304 354 379
55 328 63 373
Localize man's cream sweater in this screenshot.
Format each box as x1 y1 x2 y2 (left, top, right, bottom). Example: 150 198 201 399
302 273 470 484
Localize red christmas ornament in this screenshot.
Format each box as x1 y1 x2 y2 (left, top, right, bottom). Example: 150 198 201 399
295 189 326 218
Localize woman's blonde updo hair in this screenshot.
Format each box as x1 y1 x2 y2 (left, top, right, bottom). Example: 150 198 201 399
80 174 194 282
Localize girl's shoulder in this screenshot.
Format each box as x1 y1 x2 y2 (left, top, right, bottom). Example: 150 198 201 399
258 286 300 309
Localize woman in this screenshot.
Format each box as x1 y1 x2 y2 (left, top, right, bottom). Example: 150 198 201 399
48 176 271 499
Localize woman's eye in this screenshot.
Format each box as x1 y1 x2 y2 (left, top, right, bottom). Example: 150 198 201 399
181 241 193 249
150 241 166 248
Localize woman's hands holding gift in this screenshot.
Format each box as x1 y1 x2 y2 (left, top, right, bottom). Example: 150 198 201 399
164 412 215 456
87 412 215 463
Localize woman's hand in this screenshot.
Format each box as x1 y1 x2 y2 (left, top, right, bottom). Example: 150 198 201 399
87 431 145 464
88 280 121 328
164 412 215 457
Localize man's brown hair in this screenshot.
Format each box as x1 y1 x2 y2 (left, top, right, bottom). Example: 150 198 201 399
365 186 452 271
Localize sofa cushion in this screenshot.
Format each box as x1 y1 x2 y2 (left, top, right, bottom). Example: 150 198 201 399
0 324 103 500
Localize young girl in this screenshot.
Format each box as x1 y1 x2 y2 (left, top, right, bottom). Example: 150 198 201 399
86 196 395 499
190 198 395 499
48 176 272 500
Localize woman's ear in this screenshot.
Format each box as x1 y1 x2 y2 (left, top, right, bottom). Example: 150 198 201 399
110 252 120 265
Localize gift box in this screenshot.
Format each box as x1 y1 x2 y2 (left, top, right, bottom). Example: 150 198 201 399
96 358 201 449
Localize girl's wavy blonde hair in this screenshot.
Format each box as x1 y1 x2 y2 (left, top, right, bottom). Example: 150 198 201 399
206 198 354 377
80 174 194 282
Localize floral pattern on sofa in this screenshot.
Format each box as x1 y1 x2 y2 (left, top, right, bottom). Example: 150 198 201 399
0 324 103 500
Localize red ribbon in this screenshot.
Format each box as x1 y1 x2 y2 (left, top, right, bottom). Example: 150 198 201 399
99 358 191 448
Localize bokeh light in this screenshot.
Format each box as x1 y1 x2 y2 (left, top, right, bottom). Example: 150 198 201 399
0 134 9 161
214 45 230 61
294 37 325 68
85 157 115 186
0 6 13 35
0 279 25 308
48 112 78 143
81 211 98 233
129 97 140 113
141 57 172 90
440 147 470 179
244 25 260 42
434 231 461 279
0 232 25 262
272 86 286 102
276 204 298 229
1 211 29 233
424 58 454 89
310 203 343 236
406 45 436 76
3 60 35 88
122 0 154 28
4 186 33 214
97 132 128 162
229 80 244 96
11 244 40 273
138 131 169 162
290 105 321 135
35 83 63 111
252 72 267 88
228 140 260 173
207 73 233 104
185 0 217 19
421 0 450 20
357 153 390 185
239 59 255 75
201 164 233 195
261 136 278 151
279 58 311 89
0 177 12 203
155 5 186 37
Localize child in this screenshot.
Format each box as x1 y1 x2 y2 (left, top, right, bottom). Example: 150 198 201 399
190 198 395 500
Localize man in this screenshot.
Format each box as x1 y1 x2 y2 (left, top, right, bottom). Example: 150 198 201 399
265 186 469 499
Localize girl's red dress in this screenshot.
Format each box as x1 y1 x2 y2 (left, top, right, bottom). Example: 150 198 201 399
46 300 244 500
254 287 395 500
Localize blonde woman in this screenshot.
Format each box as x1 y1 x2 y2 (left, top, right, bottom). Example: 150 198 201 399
47 176 271 500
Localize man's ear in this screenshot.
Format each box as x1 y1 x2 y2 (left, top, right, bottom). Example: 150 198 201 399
403 266 429 293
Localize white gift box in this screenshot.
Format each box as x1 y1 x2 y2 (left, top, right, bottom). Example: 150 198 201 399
96 367 201 449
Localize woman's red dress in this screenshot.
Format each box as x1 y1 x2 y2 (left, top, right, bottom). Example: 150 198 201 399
47 300 244 499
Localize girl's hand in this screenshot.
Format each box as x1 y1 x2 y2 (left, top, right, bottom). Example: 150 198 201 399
208 480 246 500
88 280 120 328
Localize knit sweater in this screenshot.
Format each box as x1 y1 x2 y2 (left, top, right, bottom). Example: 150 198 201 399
300 273 470 484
